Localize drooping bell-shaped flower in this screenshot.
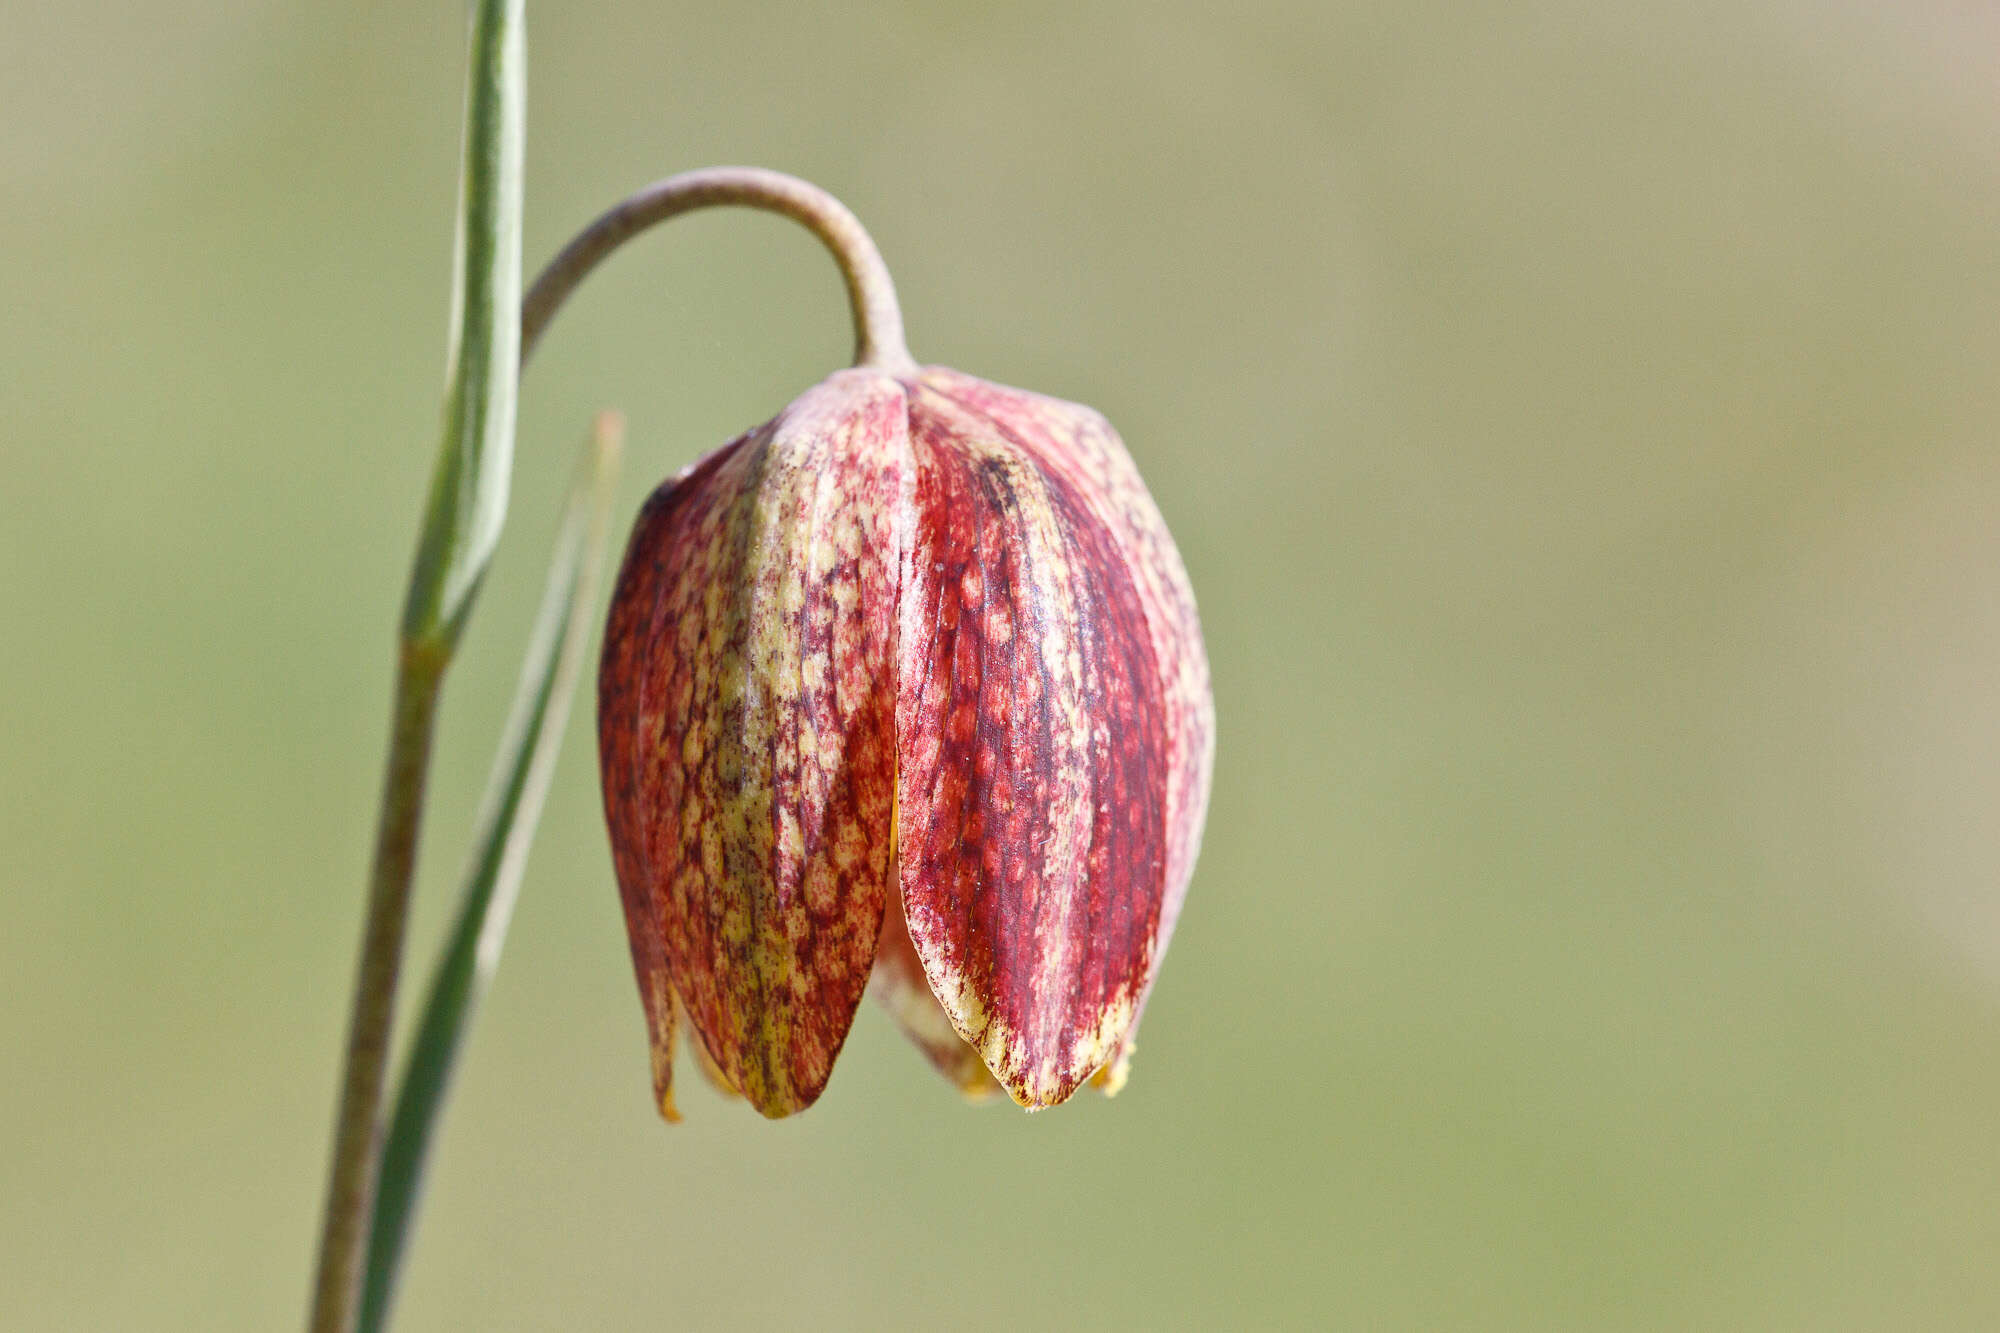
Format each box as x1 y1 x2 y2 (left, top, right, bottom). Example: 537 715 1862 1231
584 170 1211 1119
598 361 1212 1117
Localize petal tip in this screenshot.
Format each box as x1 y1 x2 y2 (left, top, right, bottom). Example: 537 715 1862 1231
1006 1083 1071 1113
647 989 680 1124
1090 1044 1134 1098
742 1072 821 1120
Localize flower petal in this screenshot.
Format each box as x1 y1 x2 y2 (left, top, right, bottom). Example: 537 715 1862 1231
868 851 1000 1098
598 473 698 1122
895 382 1174 1107
674 989 743 1104
597 370 908 1117
917 369 1214 1090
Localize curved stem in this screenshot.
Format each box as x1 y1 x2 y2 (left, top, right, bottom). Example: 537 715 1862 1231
522 166 916 374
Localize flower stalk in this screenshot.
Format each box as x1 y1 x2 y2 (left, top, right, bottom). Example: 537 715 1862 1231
307 650 445 1333
358 414 623 1333
521 166 915 372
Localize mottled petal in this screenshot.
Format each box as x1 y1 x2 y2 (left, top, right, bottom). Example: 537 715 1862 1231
895 383 1171 1108
598 370 908 1117
918 369 1214 1090
868 850 1000 1098
598 473 705 1123
674 989 742 1104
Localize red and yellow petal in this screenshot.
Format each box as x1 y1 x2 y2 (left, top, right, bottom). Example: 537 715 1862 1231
868 849 1000 1098
894 381 1174 1108
597 369 908 1117
916 369 1214 1092
674 989 743 1104
599 470 707 1122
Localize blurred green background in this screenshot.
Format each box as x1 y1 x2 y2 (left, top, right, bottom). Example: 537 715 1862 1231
7 1 2000 1328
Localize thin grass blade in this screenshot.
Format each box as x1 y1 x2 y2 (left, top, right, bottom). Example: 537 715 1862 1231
359 414 624 1333
400 0 528 653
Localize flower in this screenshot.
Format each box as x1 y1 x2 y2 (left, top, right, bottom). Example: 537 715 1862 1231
597 364 1212 1117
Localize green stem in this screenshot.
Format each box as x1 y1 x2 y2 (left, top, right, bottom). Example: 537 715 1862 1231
521 166 915 373
357 416 622 1333
307 647 447 1333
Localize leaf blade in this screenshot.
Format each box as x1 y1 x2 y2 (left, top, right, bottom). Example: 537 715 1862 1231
400 0 528 652
359 413 622 1333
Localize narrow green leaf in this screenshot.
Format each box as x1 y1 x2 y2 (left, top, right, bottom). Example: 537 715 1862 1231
400 0 528 652
359 414 624 1333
